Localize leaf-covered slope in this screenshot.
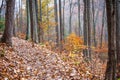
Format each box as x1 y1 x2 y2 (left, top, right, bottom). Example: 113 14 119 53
0 37 106 80
0 37 76 80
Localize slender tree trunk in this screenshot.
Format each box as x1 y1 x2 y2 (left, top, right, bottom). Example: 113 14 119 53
47 0 50 41
38 0 43 43
1 0 15 46
92 0 97 47
29 0 38 43
54 0 59 47
35 0 38 21
83 0 88 57
59 0 64 51
105 0 117 80
116 0 120 78
69 0 72 34
63 0 65 36
19 0 23 32
78 0 81 36
87 0 91 58
83 0 91 58
26 0 31 40
35 0 40 43
100 3 105 48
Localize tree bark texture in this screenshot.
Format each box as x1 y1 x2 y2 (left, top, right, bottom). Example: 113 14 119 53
1 0 15 46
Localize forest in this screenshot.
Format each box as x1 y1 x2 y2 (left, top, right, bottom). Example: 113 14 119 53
0 0 120 80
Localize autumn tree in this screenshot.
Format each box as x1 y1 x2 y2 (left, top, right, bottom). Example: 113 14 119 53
1 0 15 46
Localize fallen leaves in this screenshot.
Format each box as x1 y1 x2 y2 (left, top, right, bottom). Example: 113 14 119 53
0 37 72 80
0 37 106 80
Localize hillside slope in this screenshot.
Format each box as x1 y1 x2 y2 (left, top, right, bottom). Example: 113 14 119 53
0 37 105 80
0 37 78 80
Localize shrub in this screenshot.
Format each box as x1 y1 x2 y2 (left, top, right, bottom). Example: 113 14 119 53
64 33 86 54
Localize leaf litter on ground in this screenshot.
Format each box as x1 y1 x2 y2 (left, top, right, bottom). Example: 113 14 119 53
0 37 106 80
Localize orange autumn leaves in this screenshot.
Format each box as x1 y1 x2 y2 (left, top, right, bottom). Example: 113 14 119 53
64 33 108 54
64 33 86 54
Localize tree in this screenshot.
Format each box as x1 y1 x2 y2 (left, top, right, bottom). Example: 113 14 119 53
116 0 120 78
54 0 59 46
83 0 88 57
29 0 38 43
63 0 65 32
1 0 15 46
38 0 43 43
87 0 91 58
100 2 106 48
92 0 97 47
105 0 117 80
47 0 50 41
19 0 23 33
26 0 31 40
83 0 91 58
69 0 72 34
78 0 81 36
59 0 64 51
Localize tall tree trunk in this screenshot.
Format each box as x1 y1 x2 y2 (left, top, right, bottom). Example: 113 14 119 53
63 0 65 35
69 0 72 34
54 0 59 47
105 0 117 80
47 0 50 41
35 0 40 42
78 0 81 36
29 0 38 43
83 0 88 57
19 0 23 32
26 0 31 40
83 0 91 58
116 0 120 78
1 0 15 46
38 0 43 43
92 0 97 47
87 0 91 58
100 3 105 48
35 0 38 22
59 0 64 51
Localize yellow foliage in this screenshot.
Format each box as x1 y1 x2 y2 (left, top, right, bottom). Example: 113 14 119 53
69 51 78 58
64 33 86 54
38 0 56 33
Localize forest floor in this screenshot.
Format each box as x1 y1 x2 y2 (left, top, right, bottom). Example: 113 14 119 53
0 37 106 80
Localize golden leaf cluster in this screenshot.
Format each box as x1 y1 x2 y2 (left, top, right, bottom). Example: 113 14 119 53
64 33 86 54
